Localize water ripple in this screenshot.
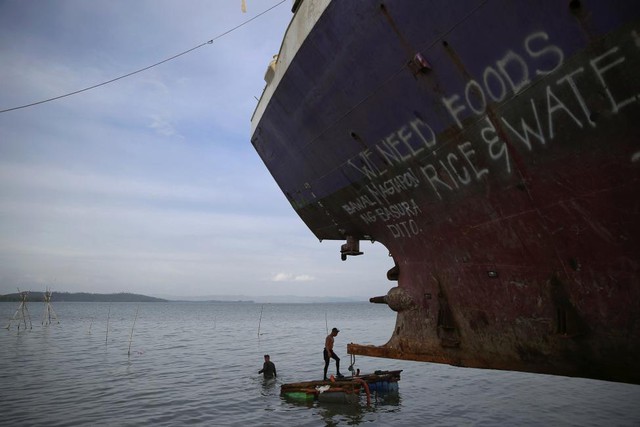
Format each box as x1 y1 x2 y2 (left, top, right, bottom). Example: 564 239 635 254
1 302 639 426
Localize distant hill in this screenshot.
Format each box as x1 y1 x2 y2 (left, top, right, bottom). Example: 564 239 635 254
0 292 166 303
153 294 364 303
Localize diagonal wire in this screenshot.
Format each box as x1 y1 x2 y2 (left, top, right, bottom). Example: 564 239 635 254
0 0 287 114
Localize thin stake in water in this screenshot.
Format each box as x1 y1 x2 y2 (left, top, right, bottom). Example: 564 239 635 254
105 303 111 346
258 304 264 337
128 305 140 357
325 311 328 335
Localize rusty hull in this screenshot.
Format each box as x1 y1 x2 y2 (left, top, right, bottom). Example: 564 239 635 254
251 1 640 384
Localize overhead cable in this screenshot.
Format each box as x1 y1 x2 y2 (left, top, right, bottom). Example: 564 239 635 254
0 0 287 114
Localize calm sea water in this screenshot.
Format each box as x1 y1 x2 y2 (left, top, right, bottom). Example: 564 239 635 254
0 301 638 426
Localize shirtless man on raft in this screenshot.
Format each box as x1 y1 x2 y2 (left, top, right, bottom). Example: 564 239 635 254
323 327 344 380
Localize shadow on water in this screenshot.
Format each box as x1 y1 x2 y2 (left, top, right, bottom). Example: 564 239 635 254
317 402 366 426
280 389 403 425
373 390 401 405
318 392 402 425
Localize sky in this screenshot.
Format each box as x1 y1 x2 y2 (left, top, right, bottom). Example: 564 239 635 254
0 0 394 300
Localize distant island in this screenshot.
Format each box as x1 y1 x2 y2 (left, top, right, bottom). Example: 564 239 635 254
0 292 166 303
0 292 366 304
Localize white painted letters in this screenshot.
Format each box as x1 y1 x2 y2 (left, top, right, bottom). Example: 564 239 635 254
341 29 638 241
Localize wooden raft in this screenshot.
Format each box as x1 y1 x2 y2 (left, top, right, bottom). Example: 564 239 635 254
280 370 402 402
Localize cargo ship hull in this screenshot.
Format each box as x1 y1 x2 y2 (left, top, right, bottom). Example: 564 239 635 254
251 0 640 384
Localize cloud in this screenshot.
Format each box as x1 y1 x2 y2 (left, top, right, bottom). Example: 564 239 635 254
149 113 179 137
271 273 316 282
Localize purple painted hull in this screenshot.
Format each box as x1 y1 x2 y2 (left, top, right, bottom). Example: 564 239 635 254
251 0 640 384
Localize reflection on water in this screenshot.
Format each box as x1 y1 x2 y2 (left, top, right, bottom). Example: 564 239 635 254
0 301 639 426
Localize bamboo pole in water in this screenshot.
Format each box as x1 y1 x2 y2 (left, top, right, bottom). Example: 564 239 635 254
325 311 328 335
105 303 111 346
128 305 140 357
258 304 264 336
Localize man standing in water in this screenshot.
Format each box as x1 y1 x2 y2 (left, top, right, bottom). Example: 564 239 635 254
324 327 344 380
259 354 276 379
